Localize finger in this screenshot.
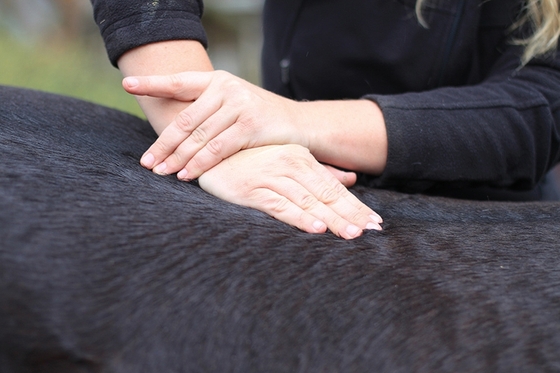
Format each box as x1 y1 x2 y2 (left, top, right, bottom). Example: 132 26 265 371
122 72 212 102
315 163 383 223
323 165 357 187
254 183 354 238
197 147 363 238
161 107 242 178
305 163 384 227
239 188 329 235
264 176 368 239
179 121 249 180
140 89 223 173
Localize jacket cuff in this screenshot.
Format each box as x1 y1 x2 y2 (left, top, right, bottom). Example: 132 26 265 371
100 12 208 67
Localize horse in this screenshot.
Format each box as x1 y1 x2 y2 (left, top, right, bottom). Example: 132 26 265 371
1 85 559 372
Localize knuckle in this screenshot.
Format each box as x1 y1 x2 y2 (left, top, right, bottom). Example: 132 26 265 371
189 154 206 172
233 119 254 140
175 110 196 133
275 147 292 161
153 139 172 154
298 193 319 211
327 215 346 235
214 71 236 87
169 151 186 168
267 196 291 215
168 74 185 91
235 86 252 101
347 209 366 225
276 148 310 169
332 181 348 196
223 79 246 96
225 86 245 103
317 186 340 205
206 138 224 157
282 144 311 159
190 126 208 145
213 69 230 79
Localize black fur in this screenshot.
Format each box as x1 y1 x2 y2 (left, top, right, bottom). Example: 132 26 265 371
1 85 560 373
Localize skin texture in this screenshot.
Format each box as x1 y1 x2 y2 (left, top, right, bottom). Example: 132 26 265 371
198 145 382 237
118 40 386 238
121 71 388 177
117 40 214 133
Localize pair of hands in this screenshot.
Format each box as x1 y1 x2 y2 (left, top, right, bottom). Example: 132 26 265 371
123 71 383 239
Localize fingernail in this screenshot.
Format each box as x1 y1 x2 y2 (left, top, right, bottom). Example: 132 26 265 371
313 220 326 232
177 169 188 180
346 224 361 237
366 222 382 231
370 214 383 223
124 77 139 88
154 162 167 175
141 153 155 168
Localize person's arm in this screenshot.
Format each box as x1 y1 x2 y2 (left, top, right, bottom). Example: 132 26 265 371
89 0 213 132
198 145 383 239
365 48 560 192
124 40 560 193
90 0 386 178
121 68 384 237
292 99 387 175
118 40 213 134
122 71 388 178
89 0 382 238
89 0 208 68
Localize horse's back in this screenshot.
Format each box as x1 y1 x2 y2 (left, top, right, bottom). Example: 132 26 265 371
1 86 559 373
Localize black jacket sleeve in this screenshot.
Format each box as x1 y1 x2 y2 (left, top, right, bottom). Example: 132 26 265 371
89 0 208 67
365 44 560 195
260 0 560 198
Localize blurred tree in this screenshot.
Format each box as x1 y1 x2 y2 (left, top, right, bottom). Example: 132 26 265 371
0 0 96 44
0 0 263 117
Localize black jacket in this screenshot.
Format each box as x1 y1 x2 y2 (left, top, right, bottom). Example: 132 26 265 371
90 0 560 199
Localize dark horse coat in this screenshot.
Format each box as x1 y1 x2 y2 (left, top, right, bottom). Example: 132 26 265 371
1 85 559 373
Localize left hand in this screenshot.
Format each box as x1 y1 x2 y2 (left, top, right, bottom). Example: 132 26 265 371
197 144 383 239
123 70 306 180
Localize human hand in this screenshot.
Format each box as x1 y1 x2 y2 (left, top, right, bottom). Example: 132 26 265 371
117 40 214 135
197 144 383 239
123 70 305 181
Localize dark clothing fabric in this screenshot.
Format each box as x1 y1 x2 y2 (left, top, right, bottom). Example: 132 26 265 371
90 0 207 66
90 0 560 200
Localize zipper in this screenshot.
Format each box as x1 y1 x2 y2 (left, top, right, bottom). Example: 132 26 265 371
437 0 466 86
278 0 305 96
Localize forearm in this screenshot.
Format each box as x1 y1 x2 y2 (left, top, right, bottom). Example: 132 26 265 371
121 70 389 177
118 40 213 134
365 65 560 189
297 99 388 175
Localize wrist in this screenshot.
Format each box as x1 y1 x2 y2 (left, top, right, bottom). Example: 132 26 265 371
117 40 213 134
298 99 387 174
118 40 213 77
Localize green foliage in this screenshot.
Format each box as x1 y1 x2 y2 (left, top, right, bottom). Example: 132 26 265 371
0 30 144 118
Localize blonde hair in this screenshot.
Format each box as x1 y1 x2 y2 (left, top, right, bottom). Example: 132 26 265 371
415 0 560 64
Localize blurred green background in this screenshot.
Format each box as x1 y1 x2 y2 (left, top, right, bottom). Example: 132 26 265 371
0 0 263 119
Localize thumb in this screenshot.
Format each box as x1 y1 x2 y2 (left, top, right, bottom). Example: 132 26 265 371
122 72 209 101
323 165 357 187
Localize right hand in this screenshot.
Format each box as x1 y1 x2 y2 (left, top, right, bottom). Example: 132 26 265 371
198 145 383 239
123 70 306 181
